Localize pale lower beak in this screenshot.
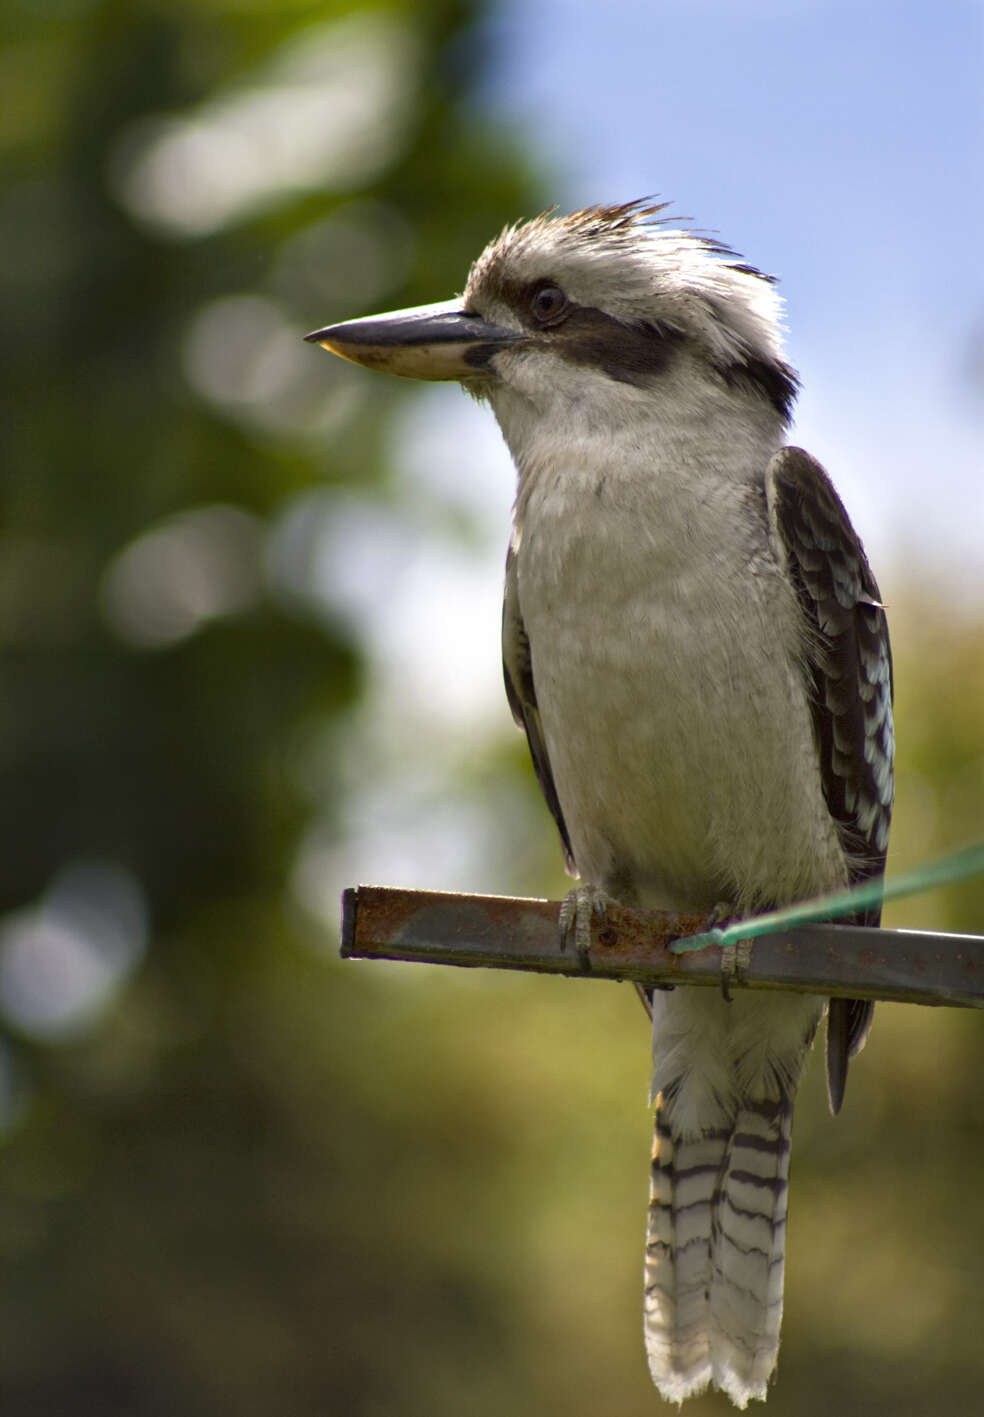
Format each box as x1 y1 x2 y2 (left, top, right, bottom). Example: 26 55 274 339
304 299 521 381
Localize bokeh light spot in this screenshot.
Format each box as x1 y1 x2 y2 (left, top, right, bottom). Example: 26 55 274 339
101 504 263 648
0 861 148 1043
109 13 419 237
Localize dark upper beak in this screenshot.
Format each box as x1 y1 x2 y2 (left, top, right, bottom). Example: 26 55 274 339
304 299 521 381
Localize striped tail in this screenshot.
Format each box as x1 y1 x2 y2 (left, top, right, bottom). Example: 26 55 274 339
644 1093 794 1408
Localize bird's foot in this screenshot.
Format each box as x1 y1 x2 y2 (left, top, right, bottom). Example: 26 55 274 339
558 885 616 974
707 903 752 1003
719 937 755 1002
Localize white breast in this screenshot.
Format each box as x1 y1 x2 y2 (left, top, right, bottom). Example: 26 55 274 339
511 421 848 916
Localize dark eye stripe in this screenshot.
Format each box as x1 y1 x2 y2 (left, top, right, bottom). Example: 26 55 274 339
553 308 683 386
469 269 793 410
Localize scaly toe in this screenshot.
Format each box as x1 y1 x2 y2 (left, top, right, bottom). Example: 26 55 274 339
720 935 753 1002
558 886 615 973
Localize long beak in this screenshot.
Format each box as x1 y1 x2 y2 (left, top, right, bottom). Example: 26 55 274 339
304 299 521 381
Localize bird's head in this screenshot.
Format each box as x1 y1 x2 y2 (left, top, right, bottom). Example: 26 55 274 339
306 201 798 430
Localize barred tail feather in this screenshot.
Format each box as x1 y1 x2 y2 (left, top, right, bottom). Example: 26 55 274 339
645 1110 727 1401
709 1096 793 1404
645 1093 794 1408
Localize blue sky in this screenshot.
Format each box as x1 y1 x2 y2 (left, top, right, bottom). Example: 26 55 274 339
474 0 983 592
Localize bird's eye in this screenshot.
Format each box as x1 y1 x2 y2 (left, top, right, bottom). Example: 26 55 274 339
529 283 569 325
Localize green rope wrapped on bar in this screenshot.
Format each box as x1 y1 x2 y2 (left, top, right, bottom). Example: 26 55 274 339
670 841 984 954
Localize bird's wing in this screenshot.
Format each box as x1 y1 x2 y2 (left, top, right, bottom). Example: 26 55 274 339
502 543 576 873
767 446 894 1113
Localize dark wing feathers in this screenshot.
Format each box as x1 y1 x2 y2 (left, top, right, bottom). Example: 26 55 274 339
768 446 894 1113
502 545 576 873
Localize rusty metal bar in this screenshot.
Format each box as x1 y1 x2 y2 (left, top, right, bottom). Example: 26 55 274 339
340 885 984 1008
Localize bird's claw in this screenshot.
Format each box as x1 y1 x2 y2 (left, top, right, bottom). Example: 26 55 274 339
720 936 753 1003
702 902 746 1003
558 886 613 974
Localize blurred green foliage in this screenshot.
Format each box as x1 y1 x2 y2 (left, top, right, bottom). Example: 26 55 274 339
1 2 982 1414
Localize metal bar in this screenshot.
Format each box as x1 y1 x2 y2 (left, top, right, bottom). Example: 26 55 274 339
340 885 984 1008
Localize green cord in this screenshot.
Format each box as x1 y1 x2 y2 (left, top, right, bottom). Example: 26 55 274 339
669 841 984 954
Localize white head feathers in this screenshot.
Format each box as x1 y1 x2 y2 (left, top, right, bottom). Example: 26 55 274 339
464 201 791 380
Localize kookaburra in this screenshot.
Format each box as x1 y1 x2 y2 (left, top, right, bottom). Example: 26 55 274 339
306 202 894 1407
